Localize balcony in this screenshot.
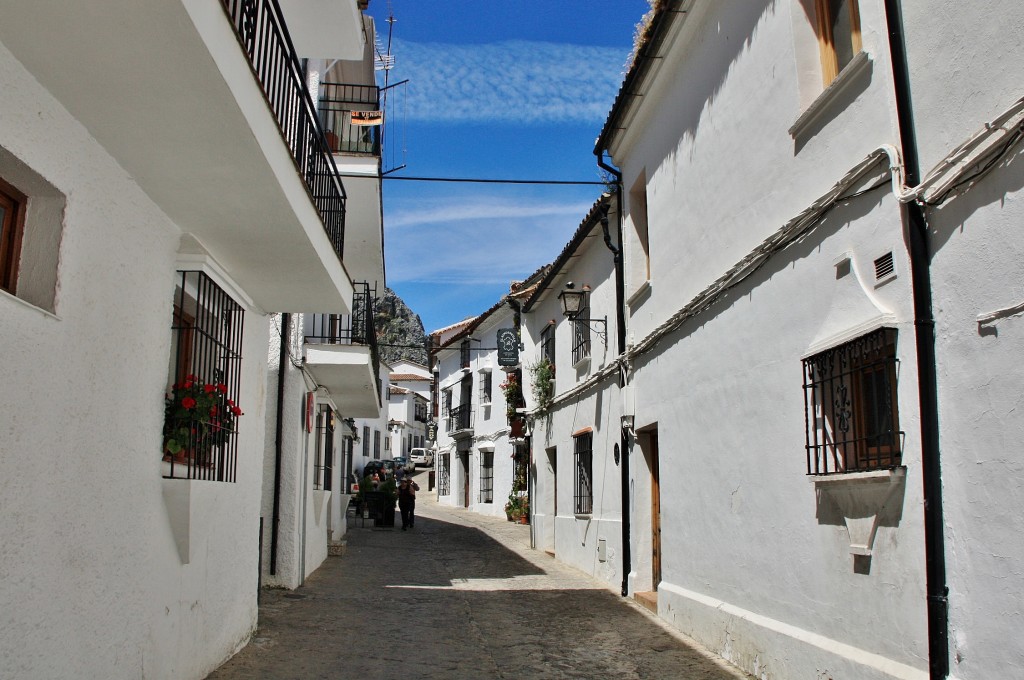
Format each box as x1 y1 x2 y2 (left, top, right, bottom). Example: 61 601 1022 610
446 404 475 441
0 0 360 312
319 81 386 294
320 83 381 156
303 282 382 417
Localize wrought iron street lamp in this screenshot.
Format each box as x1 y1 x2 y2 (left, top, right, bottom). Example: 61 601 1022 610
557 282 607 346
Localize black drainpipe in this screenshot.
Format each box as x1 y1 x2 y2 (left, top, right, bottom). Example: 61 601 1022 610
270 312 290 575
883 3 948 677
597 152 631 598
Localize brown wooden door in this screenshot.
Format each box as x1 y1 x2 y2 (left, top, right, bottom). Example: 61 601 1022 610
650 430 662 589
462 454 470 507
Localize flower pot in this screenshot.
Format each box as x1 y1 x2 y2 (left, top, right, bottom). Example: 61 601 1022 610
519 515 529 525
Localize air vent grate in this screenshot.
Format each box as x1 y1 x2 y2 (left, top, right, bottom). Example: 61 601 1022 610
874 252 895 281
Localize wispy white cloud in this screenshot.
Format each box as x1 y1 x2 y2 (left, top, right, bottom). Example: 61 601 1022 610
387 199 593 229
386 39 627 124
385 195 593 286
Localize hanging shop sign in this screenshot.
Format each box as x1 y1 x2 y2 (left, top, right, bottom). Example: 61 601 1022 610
497 328 520 366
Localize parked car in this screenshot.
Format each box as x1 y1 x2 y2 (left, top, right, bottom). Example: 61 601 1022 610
410 448 434 467
360 460 391 480
391 456 415 473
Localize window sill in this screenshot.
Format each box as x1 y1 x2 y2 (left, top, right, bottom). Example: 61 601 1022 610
789 51 872 140
573 356 592 371
626 279 652 308
0 286 60 320
811 467 906 556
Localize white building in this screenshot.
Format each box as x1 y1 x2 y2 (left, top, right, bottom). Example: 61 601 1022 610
586 2 1024 679
261 5 386 591
520 195 624 586
0 0 379 677
431 275 545 516
386 361 432 456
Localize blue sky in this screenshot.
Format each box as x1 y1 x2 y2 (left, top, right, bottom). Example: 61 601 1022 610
365 0 650 333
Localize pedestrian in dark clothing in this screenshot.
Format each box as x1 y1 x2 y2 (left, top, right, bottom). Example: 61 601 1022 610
398 477 420 530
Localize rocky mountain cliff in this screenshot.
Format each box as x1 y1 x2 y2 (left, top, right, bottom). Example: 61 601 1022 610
374 287 428 366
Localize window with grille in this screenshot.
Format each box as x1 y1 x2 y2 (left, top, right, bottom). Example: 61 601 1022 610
572 294 591 365
362 426 370 459
803 328 902 475
438 453 451 495
442 389 452 416
479 371 492 404
460 339 471 368
815 0 862 86
373 430 381 459
541 323 556 366
165 270 245 482
314 404 334 490
0 177 27 294
480 451 494 503
574 431 593 514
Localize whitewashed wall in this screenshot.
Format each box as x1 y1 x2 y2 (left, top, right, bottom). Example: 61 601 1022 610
608 3 935 678
901 4 1024 678
525 218 623 588
0 41 268 679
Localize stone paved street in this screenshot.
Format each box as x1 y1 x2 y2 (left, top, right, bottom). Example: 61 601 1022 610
210 473 750 680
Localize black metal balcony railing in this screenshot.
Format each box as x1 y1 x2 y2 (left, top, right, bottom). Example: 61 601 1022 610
222 0 347 259
319 83 381 155
304 282 381 401
446 404 474 433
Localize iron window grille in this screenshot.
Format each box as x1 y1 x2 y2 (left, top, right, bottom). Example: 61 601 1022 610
438 453 451 495
314 404 334 490
803 328 903 475
460 339 471 368
541 323 556 366
167 270 245 482
479 371 493 404
362 426 370 459
574 431 594 514
373 430 381 459
442 389 453 417
572 294 591 365
480 451 494 503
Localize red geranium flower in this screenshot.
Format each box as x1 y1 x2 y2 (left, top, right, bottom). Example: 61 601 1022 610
182 397 197 409
204 384 216 394
217 383 228 394
209 405 218 416
231 406 243 416
184 381 194 389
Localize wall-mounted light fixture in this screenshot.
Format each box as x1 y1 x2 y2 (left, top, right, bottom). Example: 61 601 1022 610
558 282 607 346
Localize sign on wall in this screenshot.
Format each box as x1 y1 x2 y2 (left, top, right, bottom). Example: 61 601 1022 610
497 328 520 366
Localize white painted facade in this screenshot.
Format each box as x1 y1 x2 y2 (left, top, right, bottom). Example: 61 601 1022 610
0 0 377 677
898 4 1024 679
586 1 1024 679
521 196 624 589
433 299 530 515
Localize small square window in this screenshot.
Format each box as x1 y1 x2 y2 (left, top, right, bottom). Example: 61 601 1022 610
803 328 902 475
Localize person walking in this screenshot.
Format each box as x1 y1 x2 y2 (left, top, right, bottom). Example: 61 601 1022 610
398 477 420 531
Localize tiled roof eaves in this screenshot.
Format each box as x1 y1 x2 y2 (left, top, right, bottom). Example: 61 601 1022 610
595 0 686 155
523 194 610 313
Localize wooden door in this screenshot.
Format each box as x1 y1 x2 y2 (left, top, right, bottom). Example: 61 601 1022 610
650 430 662 589
462 453 470 507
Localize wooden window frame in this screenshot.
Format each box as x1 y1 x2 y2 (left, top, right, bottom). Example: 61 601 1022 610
815 0 863 86
0 177 27 294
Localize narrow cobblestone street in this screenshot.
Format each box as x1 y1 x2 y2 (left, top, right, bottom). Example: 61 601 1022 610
210 473 749 679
